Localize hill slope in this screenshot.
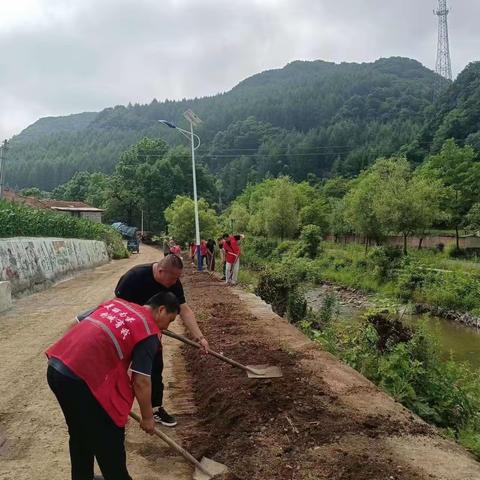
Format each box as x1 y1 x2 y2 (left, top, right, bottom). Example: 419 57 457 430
7 57 443 193
407 61 480 162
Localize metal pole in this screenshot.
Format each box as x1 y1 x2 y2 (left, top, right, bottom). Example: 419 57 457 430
190 121 202 271
141 209 144 236
0 140 7 200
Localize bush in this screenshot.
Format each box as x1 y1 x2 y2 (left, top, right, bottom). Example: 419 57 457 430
299 224 323 258
273 240 297 257
287 289 307 323
0 200 127 259
244 236 279 259
255 264 306 322
255 267 292 316
395 260 427 302
367 246 403 280
447 245 467 258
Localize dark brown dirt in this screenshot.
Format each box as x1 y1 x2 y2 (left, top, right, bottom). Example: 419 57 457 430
179 266 435 480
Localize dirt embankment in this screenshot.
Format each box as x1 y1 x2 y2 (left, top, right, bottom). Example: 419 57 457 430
179 266 480 480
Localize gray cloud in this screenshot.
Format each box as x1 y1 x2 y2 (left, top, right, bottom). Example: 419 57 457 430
0 0 478 140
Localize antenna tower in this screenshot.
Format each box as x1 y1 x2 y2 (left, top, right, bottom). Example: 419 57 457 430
434 0 452 81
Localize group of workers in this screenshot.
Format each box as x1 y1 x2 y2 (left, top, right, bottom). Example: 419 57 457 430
46 254 209 480
189 234 244 285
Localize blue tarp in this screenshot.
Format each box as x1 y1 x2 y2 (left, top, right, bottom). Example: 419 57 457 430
111 222 138 239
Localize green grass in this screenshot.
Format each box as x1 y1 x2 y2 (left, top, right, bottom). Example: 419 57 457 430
242 238 480 316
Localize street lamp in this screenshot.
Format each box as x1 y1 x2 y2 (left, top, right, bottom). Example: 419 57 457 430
159 110 203 271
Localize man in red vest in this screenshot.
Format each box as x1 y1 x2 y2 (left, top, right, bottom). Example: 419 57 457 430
223 234 243 286
46 291 180 480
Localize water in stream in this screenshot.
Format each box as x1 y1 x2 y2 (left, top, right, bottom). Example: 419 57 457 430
305 287 480 370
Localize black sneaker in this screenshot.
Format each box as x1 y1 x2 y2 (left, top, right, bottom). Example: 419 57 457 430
153 407 177 427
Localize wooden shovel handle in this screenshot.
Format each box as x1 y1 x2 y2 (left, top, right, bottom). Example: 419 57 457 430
163 329 257 375
128 412 212 477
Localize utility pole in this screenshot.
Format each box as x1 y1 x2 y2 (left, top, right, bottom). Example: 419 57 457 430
434 0 453 87
0 140 8 199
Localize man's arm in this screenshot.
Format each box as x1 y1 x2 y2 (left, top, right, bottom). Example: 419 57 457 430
132 373 155 434
179 303 209 354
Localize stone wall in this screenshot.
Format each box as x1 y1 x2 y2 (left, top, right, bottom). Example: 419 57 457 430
326 234 480 249
0 237 109 299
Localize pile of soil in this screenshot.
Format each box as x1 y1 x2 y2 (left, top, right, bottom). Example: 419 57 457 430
367 311 414 352
179 268 433 480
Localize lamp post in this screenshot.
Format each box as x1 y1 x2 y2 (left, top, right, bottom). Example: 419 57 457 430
0 140 8 199
159 110 203 271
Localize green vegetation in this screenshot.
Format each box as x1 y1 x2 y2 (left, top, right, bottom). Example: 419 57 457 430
239 233 480 456
0 200 127 259
299 308 480 457
407 61 480 163
8 57 444 195
242 239 480 316
52 138 218 232
164 196 219 245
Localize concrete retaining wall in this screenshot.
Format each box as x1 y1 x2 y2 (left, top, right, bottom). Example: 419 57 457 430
0 237 109 298
326 234 480 249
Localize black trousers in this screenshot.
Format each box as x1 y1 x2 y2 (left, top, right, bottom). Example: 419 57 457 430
151 346 164 408
47 366 132 480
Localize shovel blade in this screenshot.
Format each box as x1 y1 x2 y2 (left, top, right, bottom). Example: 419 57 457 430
246 364 283 378
193 457 229 480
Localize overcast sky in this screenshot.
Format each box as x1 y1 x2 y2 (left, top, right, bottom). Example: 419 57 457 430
0 0 478 140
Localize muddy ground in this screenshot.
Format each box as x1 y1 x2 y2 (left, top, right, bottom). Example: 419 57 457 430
1 246 480 480
179 263 480 480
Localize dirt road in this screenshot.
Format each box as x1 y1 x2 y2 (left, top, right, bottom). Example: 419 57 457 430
0 246 193 480
1 244 480 480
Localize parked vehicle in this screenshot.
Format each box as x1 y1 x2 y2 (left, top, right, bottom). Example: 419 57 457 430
127 237 140 254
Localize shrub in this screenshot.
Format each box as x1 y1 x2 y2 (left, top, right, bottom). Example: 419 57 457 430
255 263 307 322
447 245 467 258
255 267 292 316
287 289 307 323
395 261 427 302
299 224 323 258
367 246 403 281
0 200 127 259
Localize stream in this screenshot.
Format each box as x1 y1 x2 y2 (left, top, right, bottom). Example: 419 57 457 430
305 285 480 369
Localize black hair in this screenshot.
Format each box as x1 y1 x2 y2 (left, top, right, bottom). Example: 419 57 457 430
146 291 180 314
222 233 229 239
159 254 184 270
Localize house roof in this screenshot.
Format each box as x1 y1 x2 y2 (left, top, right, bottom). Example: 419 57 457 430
2 188 105 212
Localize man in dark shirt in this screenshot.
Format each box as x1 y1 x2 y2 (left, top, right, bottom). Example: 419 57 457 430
206 239 215 271
115 254 209 427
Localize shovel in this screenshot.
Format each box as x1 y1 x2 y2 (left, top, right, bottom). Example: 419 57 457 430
163 329 283 379
129 412 228 480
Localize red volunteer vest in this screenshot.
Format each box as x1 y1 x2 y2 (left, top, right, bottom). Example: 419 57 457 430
46 299 159 427
224 236 240 264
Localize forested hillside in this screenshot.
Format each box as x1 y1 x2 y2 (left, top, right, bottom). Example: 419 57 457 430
7 57 444 195
407 61 480 162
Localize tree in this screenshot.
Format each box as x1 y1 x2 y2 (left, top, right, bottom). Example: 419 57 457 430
422 139 480 249
299 198 330 236
329 198 352 242
466 203 480 232
344 168 386 251
262 178 299 239
300 225 323 258
372 158 442 254
224 203 250 233
164 196 218 245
